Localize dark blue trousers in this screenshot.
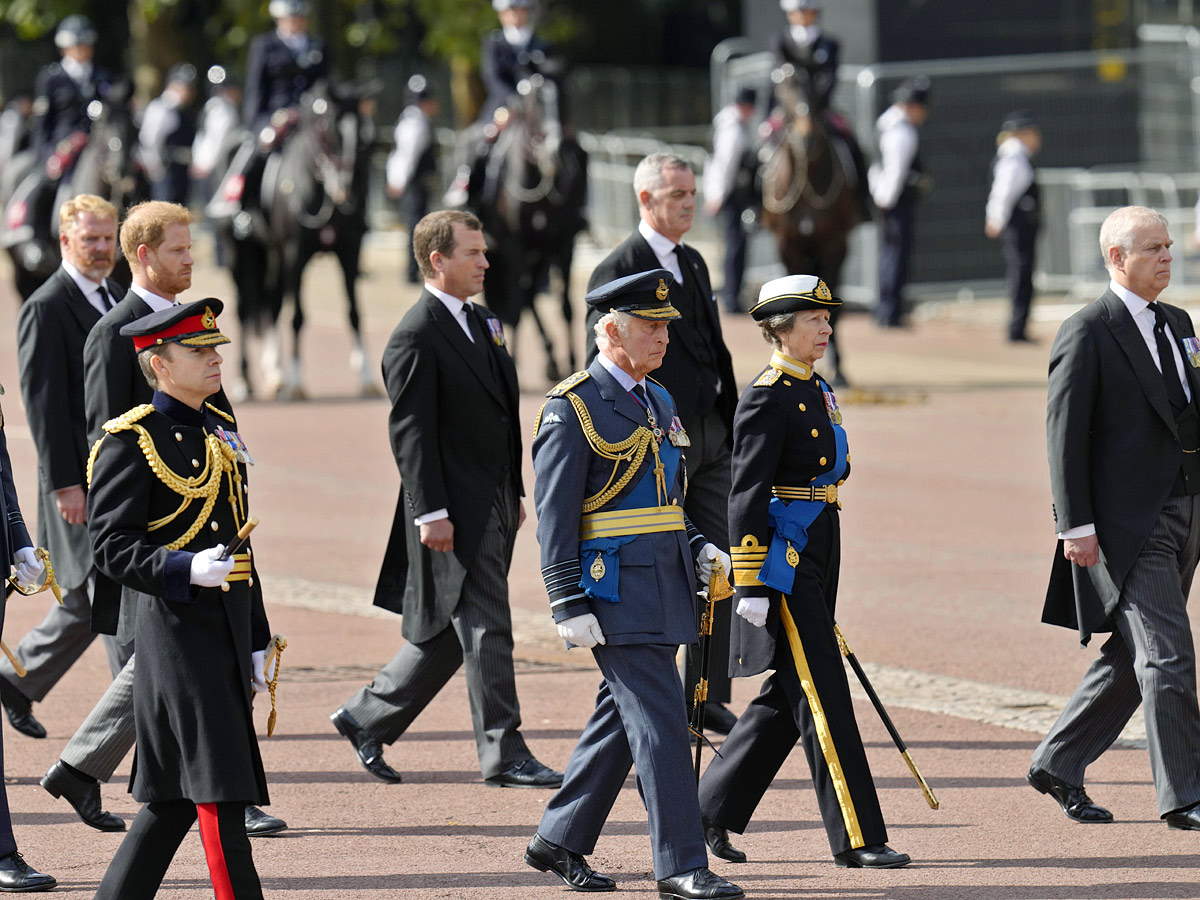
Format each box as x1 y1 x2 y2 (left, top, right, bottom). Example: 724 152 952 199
877 197 917 327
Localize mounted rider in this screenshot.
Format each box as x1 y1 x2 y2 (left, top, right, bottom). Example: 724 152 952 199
766 0 871 220
208 0 330 229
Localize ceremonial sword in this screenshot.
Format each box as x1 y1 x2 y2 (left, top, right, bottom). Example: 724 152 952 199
833 623 939 810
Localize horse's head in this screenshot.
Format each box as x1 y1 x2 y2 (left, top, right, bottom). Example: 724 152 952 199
285 80 375 223
772 64 820 140
513 73 561 159
80 82 142 199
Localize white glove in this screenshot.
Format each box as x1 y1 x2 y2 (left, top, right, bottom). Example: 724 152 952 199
251 649 268 693
12 547 42 586
189 545 234 588
736 596 770 628
696 542 732 585
557 613 606 649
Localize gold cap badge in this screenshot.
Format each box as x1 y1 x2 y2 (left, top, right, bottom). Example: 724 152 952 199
656 279 669 302
202 306 216 330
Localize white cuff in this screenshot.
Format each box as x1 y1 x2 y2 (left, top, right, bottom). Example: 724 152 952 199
1057 523 1096 540
414 508 449 526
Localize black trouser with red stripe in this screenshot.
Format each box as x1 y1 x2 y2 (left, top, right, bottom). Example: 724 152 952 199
94 799 262 900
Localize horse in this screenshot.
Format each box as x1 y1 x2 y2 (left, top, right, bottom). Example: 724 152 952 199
214 82 379 401
760 63 861 385
475 73 588 384
0 85 144 300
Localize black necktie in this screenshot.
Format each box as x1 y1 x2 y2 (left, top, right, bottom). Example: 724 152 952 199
631 384 648 406
96 284 112 311
1152 303 1189 416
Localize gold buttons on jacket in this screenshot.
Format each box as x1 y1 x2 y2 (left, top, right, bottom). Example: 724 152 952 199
799 403 806 411
191 459 200 468
783 380 792 386
811 428 819 438
820 457 827 465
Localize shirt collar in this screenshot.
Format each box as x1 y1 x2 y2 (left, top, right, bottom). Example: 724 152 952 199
60 259 104 295
1110 278 1157 318
503 25 533 47
638 220 682 260
130 282 176 312
597 351 645 395
426 283 471 317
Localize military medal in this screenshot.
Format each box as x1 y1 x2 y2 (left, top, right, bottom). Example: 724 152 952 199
590 553 606 581
486 318 506 348
667 415 690 447
786 542 800 567
1184 336 1200 368
215 427 255 465
822 390 843 425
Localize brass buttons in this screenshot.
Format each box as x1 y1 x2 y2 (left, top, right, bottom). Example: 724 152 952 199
799 403 806 411
191 459 200 468
211 521 219 531
811 428 819 438
820 457 827 466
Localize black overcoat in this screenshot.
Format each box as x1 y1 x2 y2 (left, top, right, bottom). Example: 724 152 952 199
87 392 269 805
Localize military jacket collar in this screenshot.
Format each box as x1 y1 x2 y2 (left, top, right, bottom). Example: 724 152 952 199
152 391 206 427
769 350 813 380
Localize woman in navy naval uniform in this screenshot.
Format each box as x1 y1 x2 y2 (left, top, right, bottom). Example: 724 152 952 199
697 275 910 870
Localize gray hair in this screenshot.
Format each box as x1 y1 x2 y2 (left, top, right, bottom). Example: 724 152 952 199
759 312 796 349
1099 206 1169 276
136 344 172 389
593 310 632 352
633 152 693 197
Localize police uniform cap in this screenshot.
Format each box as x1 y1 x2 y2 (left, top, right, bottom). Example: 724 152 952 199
585 269 682 321
167 63 198 87
121 299 231 352
780 0 820 10
493 0 532 10
55 15 97 49
735 86 757 107
749 274 841 321
268 0 310 18
891 76 931 106
407 74 432 102
1000 109 1038 134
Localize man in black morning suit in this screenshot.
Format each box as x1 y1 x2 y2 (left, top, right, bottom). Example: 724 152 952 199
1 196 124 748
585 152 740 732
1030 205 1200 830
331 210 561 789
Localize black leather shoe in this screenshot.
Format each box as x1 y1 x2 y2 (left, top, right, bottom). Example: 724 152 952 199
244 805 287 836
524 833 615 892
702 817 746 863
330 707 402 784
0 681 44 740
1164 802 1200 830
834 843 911 868
486 758 563 789
40 761 124 832
0 852 55 892
656 867 743 899
1027 766 1113 823
702 704 738 736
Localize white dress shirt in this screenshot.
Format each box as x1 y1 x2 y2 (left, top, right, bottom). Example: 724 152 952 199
130 282 177 312
1058 279 1192 541
869 105 919 211
638 220 684 284
704 104 749 209
386 105 432 194
61 260 110 315
985 136 1036 231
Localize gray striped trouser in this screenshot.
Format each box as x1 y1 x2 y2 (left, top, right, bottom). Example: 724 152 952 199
60 652 136 782
343 479 530 780
1033 494 1200 815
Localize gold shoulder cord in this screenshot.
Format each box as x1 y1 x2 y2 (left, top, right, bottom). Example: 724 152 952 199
86 406 246 550
561 392 667 511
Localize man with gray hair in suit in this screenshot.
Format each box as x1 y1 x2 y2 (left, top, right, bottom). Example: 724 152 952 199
1030 205 1200 830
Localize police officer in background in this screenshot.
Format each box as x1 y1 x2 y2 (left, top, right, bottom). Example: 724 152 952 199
138 64 199 205
480 0 557 125
985 111 1042 344
870 76 931 329
31 15 114 168
525 269 743 900
386 76 440 285
704 87 758 314
242 0 330 134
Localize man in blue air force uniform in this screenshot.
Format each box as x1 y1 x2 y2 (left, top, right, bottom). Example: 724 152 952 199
524 269 744 900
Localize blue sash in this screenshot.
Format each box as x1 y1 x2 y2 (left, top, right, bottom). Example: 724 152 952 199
579 389 682 603
758 416 849 593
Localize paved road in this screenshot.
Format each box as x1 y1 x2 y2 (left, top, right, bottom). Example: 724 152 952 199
0 238 1198 897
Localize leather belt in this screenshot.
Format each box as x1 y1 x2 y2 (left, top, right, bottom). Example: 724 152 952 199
579 506 686 540
772 484 839 504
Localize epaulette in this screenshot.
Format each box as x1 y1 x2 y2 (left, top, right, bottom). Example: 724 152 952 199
205 402 235 424
546 371 590 398
753 367 782 388
102 404 155 434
